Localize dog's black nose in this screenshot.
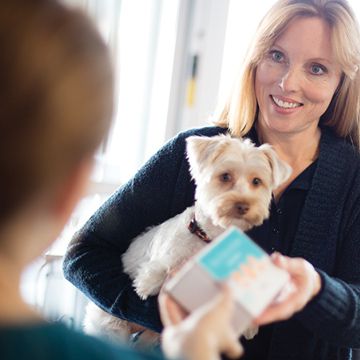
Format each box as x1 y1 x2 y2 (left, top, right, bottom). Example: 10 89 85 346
235 202 249 215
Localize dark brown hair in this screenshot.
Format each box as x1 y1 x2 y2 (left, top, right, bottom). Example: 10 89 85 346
0 0 113 224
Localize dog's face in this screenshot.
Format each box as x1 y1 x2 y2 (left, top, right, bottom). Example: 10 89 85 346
186 135 291 230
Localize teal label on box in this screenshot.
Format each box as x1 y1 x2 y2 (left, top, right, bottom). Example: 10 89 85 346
198 227 265 280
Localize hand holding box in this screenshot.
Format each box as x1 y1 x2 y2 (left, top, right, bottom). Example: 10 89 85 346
165 226 290 337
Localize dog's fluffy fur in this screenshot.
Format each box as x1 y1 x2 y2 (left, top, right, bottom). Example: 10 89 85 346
84 135 291 344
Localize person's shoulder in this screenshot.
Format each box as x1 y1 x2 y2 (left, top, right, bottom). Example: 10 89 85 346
159 125 228 157
322 126 360 162
0 322 163 360
177 125 228 140
55 323 164 360
320 127 360 194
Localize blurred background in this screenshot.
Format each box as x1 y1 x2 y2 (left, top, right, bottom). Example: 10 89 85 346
20 0 360 331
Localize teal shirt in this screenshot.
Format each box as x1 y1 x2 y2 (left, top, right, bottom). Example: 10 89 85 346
0 322 164 360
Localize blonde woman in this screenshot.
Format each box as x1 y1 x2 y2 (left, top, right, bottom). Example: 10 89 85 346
64 1 360 359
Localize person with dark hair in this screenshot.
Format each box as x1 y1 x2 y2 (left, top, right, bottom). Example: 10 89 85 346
0 1 242 359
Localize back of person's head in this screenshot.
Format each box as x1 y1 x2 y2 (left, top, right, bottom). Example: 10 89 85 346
0 0 113 227
216 0 360 148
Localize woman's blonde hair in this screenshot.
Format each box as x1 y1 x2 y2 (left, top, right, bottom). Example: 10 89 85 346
215 0 360 148
0 0 113 225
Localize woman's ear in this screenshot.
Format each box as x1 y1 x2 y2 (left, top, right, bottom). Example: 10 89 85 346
0 159 94 268
51 158 93 226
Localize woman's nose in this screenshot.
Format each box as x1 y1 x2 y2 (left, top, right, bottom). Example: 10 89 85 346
278 67 301 93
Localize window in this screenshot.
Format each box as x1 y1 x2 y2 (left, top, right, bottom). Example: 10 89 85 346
62 0 181 184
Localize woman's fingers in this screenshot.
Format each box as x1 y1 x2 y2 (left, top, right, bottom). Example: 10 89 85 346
255 254 321 326
272 254 321 297
254 289 306 325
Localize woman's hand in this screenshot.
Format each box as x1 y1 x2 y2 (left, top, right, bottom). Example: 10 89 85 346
255 253 322 326
159 286 243 360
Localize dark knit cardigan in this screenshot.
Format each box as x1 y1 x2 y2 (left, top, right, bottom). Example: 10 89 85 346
63 125 360 360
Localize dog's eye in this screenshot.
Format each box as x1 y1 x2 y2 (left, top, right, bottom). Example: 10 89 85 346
252 177 262 186
220 173 232 182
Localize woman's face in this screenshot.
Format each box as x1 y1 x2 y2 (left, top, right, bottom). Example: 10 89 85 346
255 16 342 136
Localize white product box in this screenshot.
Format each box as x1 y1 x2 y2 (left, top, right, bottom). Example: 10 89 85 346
165 226 289 335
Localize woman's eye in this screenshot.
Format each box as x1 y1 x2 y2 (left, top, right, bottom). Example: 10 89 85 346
270 50 284 63
252 177 262 186
220 173 232 182
310 64 327 75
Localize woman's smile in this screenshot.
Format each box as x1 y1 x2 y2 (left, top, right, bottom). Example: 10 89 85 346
270 94 303 114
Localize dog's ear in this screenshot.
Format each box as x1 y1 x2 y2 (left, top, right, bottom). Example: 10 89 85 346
186 135 225 181
259 144 292 189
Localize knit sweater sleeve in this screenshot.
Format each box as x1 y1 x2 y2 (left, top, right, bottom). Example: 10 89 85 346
62 126 226 332
296 180 360 348
62 131 193 331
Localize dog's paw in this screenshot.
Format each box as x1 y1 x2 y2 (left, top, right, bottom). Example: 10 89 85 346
134 279 157 300
134 263 168 299
243 325 259 340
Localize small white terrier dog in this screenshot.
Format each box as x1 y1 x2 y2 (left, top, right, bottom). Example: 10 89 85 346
84 134 291 343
